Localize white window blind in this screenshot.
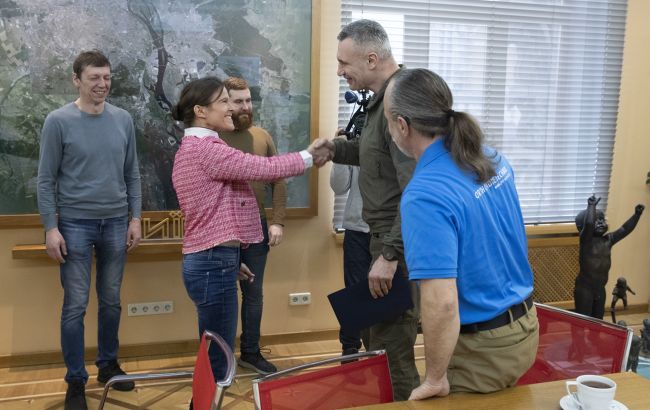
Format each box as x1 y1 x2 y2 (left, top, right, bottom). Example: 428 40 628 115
336 0 628 224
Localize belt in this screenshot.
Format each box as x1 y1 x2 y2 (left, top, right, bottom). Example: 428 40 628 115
460 296 533 334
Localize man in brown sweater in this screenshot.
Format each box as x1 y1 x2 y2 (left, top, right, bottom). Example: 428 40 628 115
220 77 287 374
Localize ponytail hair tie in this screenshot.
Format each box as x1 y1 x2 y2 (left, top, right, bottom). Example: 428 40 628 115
446 108 456 118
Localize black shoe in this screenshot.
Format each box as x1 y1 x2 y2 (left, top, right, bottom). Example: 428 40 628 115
97 360 135 391
341 348 359 364
238 351 277 375
64 380 88 410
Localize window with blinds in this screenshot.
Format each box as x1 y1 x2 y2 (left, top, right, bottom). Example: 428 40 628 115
334 0 627 226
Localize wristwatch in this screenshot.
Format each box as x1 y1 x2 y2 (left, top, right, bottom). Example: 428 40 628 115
381 246 399 262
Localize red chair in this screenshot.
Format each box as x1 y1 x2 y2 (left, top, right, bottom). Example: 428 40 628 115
518 303 632 385
252 350 393 410
97 330 235 410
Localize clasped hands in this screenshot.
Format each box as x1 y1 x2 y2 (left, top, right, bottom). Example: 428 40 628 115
307 137 335 167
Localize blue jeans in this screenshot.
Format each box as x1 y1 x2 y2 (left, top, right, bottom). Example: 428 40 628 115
239 219 270 354
183 245 239 381
339 229 372 351
58 216 128 383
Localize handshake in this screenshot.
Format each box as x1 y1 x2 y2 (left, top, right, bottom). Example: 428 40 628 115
307 137 336 167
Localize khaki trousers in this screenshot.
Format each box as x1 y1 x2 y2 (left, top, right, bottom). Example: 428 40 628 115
448 305 539 393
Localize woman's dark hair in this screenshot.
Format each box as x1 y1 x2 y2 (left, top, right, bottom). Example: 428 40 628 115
171 77 225 128
386 68 496 183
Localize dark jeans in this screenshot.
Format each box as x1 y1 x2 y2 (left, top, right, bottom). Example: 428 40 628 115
58 216 128 383
339 229 372 351
239 219 270 354
183 245 239 381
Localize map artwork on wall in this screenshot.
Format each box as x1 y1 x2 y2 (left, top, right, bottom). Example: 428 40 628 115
0 0 313 214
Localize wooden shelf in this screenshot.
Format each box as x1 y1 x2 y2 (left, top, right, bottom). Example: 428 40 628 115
12 240 183 260
13 224 578 259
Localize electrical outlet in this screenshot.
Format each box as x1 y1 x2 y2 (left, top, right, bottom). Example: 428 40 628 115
288 292 311 306
127 301 174 316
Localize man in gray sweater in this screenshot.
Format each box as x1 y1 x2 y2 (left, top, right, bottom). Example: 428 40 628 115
37 50 142 410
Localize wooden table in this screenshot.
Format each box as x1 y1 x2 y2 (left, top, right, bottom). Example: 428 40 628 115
354 372 649 409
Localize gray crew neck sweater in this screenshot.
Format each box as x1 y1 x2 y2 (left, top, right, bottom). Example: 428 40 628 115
37 102 142 231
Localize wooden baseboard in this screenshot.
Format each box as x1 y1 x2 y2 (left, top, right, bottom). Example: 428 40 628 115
0 329 340 368
4 303 647 368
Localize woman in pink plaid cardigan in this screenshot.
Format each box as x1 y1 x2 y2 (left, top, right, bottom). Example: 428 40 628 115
171 77 314 384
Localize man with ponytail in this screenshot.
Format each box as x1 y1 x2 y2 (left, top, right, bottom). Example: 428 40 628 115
384 68 539 400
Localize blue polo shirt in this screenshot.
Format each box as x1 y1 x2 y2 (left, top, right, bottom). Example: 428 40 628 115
401 138 533 325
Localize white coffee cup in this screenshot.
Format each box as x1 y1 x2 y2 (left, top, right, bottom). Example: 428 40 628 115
565 375 616 410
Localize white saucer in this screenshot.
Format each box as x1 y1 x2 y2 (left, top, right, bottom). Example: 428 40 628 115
559 394 628 410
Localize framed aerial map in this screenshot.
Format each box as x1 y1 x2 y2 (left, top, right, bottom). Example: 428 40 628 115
0 0 319 226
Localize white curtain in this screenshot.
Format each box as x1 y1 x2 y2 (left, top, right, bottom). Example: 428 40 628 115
335 0 627 225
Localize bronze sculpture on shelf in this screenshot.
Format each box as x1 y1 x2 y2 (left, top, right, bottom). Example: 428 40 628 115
642 318 650 356
573 195 644 319
610 277 635 323
618 320 642 372
628 334 643 372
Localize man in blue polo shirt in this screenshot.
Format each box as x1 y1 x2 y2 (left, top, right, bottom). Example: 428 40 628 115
383 68 539 400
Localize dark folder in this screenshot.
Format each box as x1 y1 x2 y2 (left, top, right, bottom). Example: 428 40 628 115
327 274 414 333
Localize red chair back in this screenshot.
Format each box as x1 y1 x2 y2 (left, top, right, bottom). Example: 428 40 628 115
518 303 631 385
255 353 393 410
192 333 217 410
98 330 233 410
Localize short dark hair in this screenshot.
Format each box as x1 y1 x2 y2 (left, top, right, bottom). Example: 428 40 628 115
171 77 225 128
224 77 249 92
337 19 392 59
73 50 111 78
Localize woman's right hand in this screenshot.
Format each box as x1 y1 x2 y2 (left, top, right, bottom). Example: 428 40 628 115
238 262 255 283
